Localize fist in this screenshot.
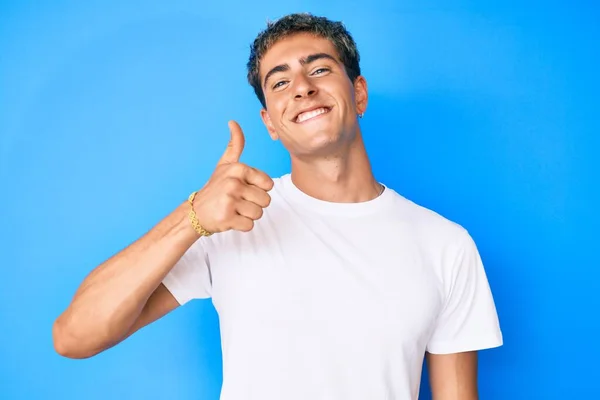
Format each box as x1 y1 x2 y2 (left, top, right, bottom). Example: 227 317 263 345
192 121 274 233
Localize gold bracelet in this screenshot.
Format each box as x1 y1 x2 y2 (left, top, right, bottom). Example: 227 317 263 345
188 191 213 237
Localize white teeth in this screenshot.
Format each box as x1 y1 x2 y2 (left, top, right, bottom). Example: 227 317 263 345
297 107 328 123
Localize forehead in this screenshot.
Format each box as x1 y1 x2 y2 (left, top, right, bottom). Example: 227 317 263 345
259 33 339 75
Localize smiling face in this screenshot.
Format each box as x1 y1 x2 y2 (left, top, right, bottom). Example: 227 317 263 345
259 33 368 158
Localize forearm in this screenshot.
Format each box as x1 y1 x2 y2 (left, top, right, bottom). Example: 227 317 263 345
53 201 197 357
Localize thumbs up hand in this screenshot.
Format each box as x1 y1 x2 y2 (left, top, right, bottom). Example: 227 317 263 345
191 121 274 234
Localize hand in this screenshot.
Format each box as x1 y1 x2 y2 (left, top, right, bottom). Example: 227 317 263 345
191 121 274 233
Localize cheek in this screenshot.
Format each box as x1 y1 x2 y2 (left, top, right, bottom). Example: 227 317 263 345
269 100 291 128
270 112 286 131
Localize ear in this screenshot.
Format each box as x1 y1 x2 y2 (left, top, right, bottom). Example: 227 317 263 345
353 76 368 116
260 108 279 140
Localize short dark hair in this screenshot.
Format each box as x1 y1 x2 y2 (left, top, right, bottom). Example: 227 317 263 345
247 13 362 108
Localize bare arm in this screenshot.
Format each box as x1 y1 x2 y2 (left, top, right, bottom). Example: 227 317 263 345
426 351 479 400
52 202 198 359
52 121 273 360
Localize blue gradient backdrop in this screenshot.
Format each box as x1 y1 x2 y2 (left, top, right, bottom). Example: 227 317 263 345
1 1 598 399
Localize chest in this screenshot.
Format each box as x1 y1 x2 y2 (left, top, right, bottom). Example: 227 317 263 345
207 212 443 344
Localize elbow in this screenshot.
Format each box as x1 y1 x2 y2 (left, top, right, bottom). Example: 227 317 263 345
52 317 99 359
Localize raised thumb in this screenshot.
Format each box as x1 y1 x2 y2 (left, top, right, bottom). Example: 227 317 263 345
218 120 245 164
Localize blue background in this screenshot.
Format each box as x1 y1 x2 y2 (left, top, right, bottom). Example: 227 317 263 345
1 1 598 399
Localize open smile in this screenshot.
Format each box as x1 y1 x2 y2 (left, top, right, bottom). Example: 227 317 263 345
294 106 332 123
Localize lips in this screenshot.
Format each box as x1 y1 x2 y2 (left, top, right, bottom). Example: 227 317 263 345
294 106 332 123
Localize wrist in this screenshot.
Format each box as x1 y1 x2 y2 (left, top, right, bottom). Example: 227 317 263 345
172 200 202 245
187 191 213 237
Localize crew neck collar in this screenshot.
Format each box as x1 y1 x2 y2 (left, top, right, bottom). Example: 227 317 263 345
276 173 395 217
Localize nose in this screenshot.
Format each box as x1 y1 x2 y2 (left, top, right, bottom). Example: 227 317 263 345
293 75 318 99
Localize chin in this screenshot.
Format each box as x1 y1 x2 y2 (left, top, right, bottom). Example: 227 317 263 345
292 130 346 157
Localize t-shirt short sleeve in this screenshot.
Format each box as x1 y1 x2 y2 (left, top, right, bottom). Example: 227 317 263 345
426 230 503 354
162 238 212 305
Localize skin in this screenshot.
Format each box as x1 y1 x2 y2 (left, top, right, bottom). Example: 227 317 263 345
259 33 381 203
52 30 479 399
427 351 479 399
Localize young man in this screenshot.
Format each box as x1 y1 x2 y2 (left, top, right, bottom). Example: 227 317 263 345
53 13 502 400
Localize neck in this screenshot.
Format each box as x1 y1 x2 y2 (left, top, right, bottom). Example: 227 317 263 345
289 131 381 203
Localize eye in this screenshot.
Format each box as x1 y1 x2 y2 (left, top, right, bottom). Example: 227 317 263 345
272 80 288 90
312 67 330 75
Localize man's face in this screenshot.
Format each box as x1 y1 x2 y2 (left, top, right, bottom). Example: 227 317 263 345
259 33 367 157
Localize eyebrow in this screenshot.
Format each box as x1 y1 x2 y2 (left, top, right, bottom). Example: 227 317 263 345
262 52 339 89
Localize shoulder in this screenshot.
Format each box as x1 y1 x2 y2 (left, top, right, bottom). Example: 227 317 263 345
389 189 468 235
385 188 475 255
383 191 486 289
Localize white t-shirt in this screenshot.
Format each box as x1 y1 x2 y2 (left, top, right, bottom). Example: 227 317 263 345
162 173 503 400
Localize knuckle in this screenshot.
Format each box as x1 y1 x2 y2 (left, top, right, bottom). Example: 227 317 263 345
215 198 235 222
223 177 241 192
224 199 237 215
213 206 229 223
231 163 247 176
